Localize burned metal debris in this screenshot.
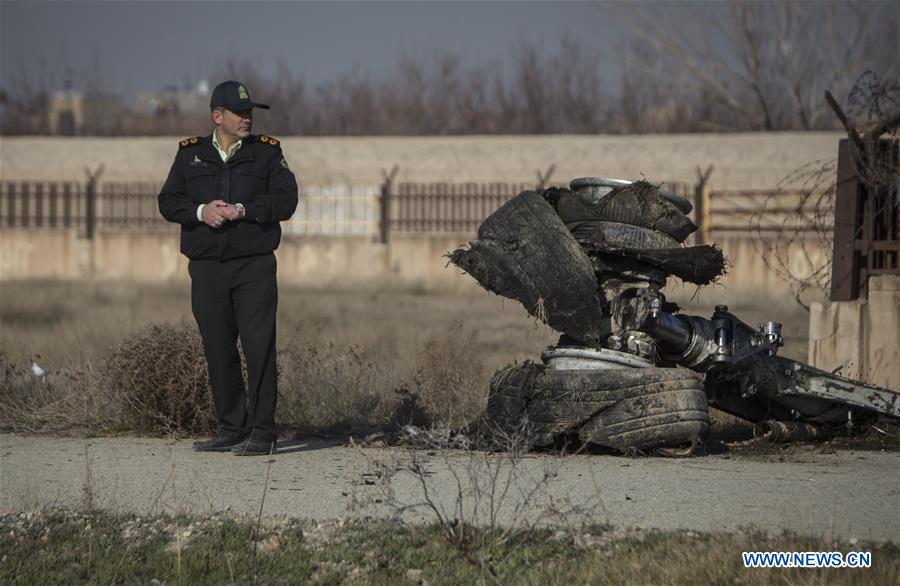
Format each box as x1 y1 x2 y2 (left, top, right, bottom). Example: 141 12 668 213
451 177 900 455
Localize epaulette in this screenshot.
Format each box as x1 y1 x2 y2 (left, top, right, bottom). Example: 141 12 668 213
179 136 201 149
258 135 280 147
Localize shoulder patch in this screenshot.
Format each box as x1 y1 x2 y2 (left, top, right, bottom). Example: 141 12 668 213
179 137 201 150
258 135 280 147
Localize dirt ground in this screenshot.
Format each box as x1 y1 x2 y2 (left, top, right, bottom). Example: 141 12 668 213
0 280 810 380
0 133 842 188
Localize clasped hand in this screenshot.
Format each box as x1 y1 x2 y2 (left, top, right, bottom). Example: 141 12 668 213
202 200 241 228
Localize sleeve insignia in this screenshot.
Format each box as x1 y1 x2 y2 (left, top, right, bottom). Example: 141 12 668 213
258 135 280 147
179 137 201 149
280 158 290 169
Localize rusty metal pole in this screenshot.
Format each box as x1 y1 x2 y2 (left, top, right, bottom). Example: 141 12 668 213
379 165 398 244
535 164 556 190
4 183 15 227
83 164 104 239
694 165 713 245
20 183 30 228
35 183 45 228
85 176 96 239
831 139 862 301
379 181 391 244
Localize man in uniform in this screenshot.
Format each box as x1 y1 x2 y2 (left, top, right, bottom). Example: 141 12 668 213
158 80 298 455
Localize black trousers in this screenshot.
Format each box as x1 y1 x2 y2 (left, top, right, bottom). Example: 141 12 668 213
188 253 278 441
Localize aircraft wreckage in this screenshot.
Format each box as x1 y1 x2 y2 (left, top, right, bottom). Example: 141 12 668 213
450 178 900 454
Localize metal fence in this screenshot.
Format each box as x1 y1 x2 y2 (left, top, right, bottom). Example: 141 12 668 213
0 177 831 241
0 182 380 236
388 182 533 234
283 185 377 236
0 181 86 229
706 189 833 233
383 180 696 237
100 182 172 230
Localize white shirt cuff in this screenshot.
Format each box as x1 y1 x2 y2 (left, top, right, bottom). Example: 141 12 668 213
196 204 205 222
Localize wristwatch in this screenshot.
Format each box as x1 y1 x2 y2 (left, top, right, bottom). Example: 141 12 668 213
234 203 246 219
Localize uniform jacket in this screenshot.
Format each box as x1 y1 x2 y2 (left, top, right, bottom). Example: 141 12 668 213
158 134 299 260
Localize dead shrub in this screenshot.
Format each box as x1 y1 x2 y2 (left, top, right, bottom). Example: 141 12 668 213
102 322 216 435
412 322 487 429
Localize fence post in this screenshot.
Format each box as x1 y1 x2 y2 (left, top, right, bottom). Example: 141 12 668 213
831 139 862 301
694 165 713 245
63 183 72 227
379 165 398 244
4 183 14 227
83 164 104 239
35 183 44 227
536 164 556 190
48 183 58 228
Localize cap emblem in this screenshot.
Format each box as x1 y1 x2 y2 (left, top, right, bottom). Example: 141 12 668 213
238 85 249 99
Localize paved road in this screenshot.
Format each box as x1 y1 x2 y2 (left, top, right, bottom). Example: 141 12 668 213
2 435 898 542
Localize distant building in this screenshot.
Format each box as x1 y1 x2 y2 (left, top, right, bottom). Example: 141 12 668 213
48 89 84 135
47 87 125 135
135 80 209 117
41 79 209 135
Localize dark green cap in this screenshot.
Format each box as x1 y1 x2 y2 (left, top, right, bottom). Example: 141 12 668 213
209 80 270 110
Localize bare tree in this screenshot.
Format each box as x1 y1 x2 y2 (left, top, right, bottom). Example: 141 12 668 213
622 1 898 131
214 56 313 135
0 54 61 134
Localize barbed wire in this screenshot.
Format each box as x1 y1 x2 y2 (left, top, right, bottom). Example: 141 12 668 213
749 160 837 309
846 71 900 188
750 72 899 310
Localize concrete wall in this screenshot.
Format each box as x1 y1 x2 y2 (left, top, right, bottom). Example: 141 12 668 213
0 133 842 188
809 275 900 389
0 228 479 291
1 228 827 303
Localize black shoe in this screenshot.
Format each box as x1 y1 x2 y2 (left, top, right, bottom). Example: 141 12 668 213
193 433 248 452
231 435 277 456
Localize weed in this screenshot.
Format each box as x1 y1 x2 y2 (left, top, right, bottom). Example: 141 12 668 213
412 322 487 429
353 417 596 581
277 340 399 433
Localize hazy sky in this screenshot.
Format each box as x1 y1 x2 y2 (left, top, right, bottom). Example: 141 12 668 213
2 1 632 102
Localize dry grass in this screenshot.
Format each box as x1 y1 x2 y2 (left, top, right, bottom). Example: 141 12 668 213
0 279 810 435
0 350 118 433
277 340 400 432
0 280 560 434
